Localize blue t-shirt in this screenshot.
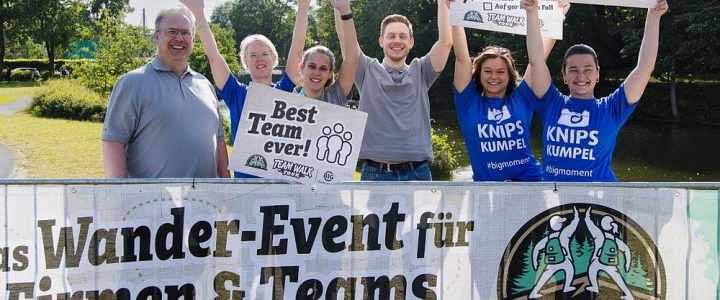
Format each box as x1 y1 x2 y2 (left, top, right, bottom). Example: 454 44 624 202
454 80 542 181
537 84 637 182
219 72 295 178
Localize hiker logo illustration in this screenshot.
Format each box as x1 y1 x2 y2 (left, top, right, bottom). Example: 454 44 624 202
497 204 665 299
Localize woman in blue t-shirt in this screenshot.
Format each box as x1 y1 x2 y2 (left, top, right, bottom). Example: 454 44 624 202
526 0 669 182
451 1 568 181
183 0 310 178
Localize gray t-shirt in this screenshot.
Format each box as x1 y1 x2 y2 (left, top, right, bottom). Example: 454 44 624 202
102 57 224 178
293 80 350 106
354 52 439 161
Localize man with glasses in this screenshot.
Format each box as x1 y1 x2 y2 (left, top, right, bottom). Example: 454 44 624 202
102 7 230 178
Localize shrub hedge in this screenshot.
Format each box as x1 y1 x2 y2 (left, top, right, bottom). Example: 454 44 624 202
30 79 106 122
9 69 34 82
431 129 460 180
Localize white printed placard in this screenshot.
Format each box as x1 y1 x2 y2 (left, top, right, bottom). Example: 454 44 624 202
229 83 367 184
450 0 564 40
567 0 656 8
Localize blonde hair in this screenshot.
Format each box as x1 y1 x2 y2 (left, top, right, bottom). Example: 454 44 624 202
239 34 279 70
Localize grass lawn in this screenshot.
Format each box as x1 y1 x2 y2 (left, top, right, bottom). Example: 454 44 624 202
0 81 41 105
0 112 105 178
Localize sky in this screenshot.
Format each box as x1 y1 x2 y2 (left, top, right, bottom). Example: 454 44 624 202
124 0 229 28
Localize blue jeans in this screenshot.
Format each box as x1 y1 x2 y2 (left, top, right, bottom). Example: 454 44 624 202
360 161 432 181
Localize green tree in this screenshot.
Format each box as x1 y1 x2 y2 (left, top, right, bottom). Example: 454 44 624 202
188 23 241 81
73 10 153 95
14 0 86 72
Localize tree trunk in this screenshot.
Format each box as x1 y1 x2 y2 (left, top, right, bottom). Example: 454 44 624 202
669 72 678 120
46 43 56 72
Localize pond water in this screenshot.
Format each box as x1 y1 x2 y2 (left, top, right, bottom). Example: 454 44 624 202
431 111 720 182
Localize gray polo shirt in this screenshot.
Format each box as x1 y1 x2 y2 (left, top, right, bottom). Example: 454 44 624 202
102 57 224 178
354 51 439 161
292 80 350 106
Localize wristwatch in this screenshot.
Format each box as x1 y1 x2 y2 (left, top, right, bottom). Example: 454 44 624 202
341 13 353 21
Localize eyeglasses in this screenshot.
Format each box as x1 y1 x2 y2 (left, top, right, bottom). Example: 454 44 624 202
245 52 272 61
482 46 512 59
157 28 192 39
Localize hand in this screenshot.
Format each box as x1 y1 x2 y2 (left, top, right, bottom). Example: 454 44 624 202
521 0 539 12
179 0 203 14
651 0 669 17
558 2 571 16
330 0 351 14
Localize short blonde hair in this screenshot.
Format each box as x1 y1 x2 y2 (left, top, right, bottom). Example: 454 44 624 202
239 34 279 70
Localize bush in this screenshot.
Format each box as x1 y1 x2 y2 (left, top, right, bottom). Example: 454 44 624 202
430 129 460 180
10 69 33 82
30 79 107 122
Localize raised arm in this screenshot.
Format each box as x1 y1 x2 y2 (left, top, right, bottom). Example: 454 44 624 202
103 141 128 178
523 0 551 98
285 0 311 85
623 0 668 105
428 0 454 73
332 0 360 97
181 0 232 89
452 25 472 92
523 2 570 85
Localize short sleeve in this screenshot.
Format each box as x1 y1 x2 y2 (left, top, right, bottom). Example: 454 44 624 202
453 79 477 113
354 51 371 89
273 71 296 93
609 84 637 123
102 74 137 144
417 55 440 89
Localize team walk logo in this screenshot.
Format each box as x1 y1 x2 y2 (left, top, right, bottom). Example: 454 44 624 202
497 204 665 299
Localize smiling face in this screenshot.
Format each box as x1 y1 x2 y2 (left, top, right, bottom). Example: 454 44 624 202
154 13 193 73
243 40 277 81
379 22 414 64
479 57 511 98
562 54 600 99
301 52 334 98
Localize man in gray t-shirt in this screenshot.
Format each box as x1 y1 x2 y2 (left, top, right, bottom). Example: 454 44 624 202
354 1 452 181
102 7 229 178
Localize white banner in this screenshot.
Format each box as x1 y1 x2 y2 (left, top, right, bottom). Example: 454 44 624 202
1 182 718 299
450 0 564 40
230 83 367 184
567 0 657 8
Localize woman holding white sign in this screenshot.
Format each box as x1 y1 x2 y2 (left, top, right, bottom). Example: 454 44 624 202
293 0 359 107
451 0 569 181
182 0 310 178
527 0 669 182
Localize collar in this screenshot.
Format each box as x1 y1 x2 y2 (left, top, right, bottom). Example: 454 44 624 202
150 56 195 76
293 85 324 100
381 60 408 74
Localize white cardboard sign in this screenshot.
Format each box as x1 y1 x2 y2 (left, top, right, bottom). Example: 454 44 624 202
567 0 656 8
229 83 367 184
450 0 564 40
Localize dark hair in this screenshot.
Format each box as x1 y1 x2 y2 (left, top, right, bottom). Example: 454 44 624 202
562 44 599 71
471 46 519 97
